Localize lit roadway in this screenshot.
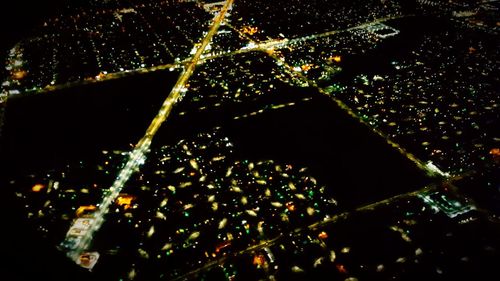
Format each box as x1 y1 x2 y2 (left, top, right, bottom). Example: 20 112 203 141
200 14 411 62
66 0 234 262
225 14 435 178
30 62 181 95
263 47 435 176
171 186 435 281
17 15 409 96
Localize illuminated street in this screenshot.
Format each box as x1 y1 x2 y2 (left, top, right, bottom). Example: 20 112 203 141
62 0 234 262
0 1 499 280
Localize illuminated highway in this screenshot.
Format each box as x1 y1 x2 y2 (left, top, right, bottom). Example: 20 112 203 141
279 55 436 176
44 11 439 262
200 15 411 61
3 1 498 279
16 15 408 96
199 13 437 178
12 62 182 96
64 0 234 263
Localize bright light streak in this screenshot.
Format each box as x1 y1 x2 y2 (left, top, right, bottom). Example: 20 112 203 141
65 0 234 263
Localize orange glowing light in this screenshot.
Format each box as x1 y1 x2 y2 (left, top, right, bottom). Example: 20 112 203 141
301 64 312 72
332 56 342 63
253 254 266 266
242 26 258 35
336 264 347 274
76 205 97 217
12 70 27 80
266 48 275 55
80 254 91 266
31 184 45 192
116 194 135 210
215 240 232 253
286 202 296 212
318 231 328 240
96 72 106 79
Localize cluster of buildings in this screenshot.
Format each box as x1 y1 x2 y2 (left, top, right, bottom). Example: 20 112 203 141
11 128 339 279
332 24 499 174
2 0 211 94
231 0 404 40
177 52 291 116
2 0 499 280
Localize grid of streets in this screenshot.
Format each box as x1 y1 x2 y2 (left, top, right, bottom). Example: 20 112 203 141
1 0 499 280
